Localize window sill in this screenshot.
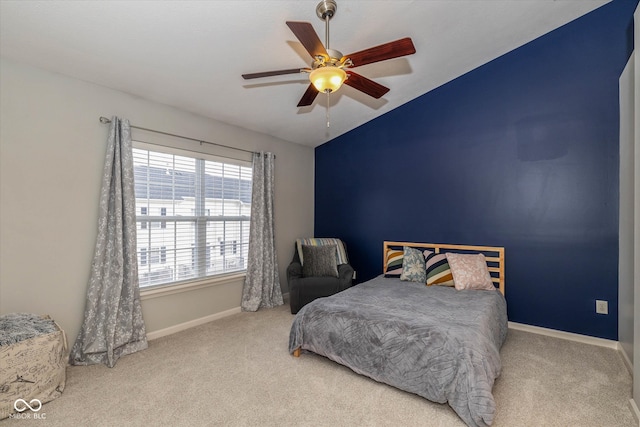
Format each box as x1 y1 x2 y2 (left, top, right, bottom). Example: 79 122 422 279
140 272 246 301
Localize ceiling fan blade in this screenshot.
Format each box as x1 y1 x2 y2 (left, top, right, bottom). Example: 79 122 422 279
242 68 306 80
344 71 390 99
297 83 319 107
286 21 328 59
344 37 416 68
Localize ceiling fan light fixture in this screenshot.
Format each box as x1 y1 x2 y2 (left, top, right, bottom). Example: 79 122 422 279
310 66 346 93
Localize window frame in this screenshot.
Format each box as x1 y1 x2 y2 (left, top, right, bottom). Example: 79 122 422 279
132 140 253 293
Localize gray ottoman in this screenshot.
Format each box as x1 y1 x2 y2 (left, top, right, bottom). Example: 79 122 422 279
0 313 68 419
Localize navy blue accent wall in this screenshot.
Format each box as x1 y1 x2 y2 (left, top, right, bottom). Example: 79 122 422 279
314 0 637 340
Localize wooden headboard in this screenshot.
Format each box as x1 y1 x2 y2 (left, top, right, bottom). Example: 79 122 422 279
383 241 505 295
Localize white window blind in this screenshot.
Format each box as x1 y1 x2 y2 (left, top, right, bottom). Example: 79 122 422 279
133 145 252 288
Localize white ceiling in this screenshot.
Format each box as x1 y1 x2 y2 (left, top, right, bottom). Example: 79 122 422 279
0 0 609 147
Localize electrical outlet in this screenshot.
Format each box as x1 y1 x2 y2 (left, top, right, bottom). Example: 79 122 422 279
595 300 608 315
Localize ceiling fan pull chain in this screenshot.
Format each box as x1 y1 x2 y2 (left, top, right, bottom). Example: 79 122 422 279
326 91 331 128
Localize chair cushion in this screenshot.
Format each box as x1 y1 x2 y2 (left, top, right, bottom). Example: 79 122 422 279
301 245 339 278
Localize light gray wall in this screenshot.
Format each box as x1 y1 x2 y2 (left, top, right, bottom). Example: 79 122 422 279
620 53 634 367
0 58 314 344
634 3 640 407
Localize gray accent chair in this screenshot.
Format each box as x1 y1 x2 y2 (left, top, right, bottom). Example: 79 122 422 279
287 241 354 314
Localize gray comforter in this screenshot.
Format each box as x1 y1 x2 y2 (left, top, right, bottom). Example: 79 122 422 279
289 275 508 427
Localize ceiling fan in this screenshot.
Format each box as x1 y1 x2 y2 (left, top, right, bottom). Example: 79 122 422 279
242 0 416 108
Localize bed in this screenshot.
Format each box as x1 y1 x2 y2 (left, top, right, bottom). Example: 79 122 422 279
289 241 507 427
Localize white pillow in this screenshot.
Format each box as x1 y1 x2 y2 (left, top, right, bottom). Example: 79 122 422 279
445 253 495 291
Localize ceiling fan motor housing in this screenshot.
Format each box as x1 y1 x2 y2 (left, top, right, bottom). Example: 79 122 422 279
316 0 337 20
312 48 345 69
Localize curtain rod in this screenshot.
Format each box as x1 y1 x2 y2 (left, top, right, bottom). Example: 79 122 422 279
99 116 259 156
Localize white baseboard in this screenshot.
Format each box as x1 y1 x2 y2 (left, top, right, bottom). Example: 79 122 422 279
508 322 618 349
146 292 290 341
619 345 634 375
629 399 640 425
147 306 241 340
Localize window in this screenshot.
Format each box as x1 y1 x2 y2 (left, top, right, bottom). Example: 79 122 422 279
134 146 252 288
149 247 160 264
160 207 167 229
220 240 238 256
140 207 148 229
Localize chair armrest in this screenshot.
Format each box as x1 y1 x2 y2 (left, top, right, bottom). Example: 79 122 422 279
337 264 354 289
288 262 352 284
287 261 303 281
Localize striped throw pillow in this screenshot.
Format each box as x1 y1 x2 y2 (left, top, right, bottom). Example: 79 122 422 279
425 251 455 286
384 249 403 277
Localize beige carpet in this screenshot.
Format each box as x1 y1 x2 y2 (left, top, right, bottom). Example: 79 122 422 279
4 304 635 426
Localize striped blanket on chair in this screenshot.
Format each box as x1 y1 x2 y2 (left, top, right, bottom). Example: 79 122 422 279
296 238 348 266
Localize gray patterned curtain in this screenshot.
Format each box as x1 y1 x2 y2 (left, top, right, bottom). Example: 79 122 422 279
241 152 283 311
70 116 147 367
